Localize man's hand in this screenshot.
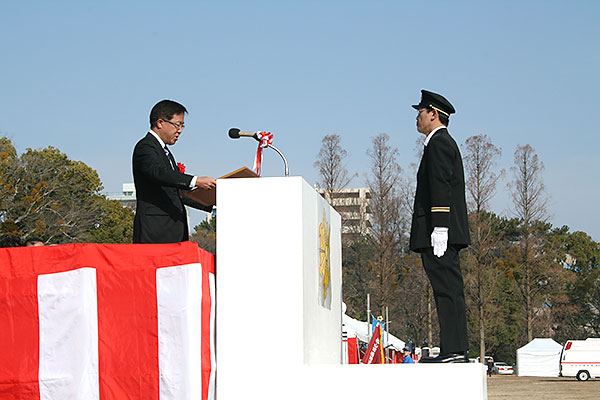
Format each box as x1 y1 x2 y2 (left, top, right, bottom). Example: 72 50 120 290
431 227 448 257
195 176 216 190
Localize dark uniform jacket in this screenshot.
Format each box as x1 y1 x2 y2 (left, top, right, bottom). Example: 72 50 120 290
410 128 470 251
132 132 210 243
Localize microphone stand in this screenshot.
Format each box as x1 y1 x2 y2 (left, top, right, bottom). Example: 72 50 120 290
228 128 289 177
265 143 289 177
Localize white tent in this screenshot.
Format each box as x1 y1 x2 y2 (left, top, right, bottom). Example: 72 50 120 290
516 338 563 377
342 313 405 351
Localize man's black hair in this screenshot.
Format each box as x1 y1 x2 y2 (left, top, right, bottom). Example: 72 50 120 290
439 112 449 127
25 236 44 245
427 107 450 127
149 100 188 128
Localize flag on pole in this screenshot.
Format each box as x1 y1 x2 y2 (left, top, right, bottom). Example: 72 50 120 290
362 318 385 364
347 337 359 364
0 241 215 400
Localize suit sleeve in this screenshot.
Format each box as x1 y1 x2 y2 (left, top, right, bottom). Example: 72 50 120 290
426 137 455 228
133 140 194 189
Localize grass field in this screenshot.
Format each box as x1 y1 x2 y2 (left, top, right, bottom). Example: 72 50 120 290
487 375 600 400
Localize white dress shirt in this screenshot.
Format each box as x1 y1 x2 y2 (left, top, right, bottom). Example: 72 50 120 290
423 125 446 147
149 130 197 188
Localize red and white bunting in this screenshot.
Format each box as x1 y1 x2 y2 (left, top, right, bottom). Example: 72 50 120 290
0 242 215 400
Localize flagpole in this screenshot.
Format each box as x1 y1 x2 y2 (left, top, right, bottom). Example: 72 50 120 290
366 293 371 340
385 306 389 347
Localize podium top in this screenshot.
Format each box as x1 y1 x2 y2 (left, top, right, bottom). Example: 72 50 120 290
184 167 258 207
219 167 258 179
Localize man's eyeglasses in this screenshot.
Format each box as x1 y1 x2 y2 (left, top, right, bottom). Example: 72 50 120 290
162 119 185 130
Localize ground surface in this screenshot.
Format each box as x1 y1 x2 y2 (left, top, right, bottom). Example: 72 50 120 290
487 375 599 400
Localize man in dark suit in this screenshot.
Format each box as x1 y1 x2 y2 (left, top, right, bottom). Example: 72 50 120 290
132 99 216 244
410 90 471 363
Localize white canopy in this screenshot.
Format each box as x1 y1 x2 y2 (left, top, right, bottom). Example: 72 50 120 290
516 338 563 377
342 313 405 351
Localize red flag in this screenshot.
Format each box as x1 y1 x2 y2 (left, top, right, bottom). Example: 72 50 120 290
347 337 359 364
0 241 215 400
361 323 385 364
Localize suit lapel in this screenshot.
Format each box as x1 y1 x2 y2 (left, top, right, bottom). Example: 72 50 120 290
145 132 176 171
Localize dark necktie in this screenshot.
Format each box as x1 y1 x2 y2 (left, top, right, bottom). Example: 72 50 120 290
164 146 183 199
163 146 176 170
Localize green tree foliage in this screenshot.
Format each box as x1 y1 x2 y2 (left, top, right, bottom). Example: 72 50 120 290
499 220 566 343
191 216 216 254
341 237 375 322
488 273 522 364
0 137 132 244
89 200 134 243
552 230 600 341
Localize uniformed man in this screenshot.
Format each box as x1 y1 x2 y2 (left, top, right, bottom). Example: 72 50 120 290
410 90 470 363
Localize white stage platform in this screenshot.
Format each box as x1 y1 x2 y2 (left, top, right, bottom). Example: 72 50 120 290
216 363 487 400
216 177 487 400
302 364 487 400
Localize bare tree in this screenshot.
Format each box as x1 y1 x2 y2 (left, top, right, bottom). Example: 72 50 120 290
463 135 503 214
509 144 549 225
461 135 504 362
365 134 404 318
507 144 557 342
314 134 355 203
413 136 425 161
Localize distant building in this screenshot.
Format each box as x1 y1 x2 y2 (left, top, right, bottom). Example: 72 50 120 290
106 183 136 210
316 187 372 240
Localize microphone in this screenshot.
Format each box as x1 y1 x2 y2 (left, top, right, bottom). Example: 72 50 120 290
228 128 258 140
228 127 289 176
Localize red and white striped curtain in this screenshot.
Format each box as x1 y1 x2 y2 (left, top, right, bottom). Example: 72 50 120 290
0 241 215 400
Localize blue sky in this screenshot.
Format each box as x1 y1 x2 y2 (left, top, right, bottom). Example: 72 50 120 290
1 0 599 240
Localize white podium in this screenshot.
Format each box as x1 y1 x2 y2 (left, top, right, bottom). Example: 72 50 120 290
216 177 487 400
217 177 343 398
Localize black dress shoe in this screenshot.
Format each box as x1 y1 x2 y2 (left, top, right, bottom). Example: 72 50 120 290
419 353 468 363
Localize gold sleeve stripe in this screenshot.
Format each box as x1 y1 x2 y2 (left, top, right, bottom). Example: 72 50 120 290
431 207 450 213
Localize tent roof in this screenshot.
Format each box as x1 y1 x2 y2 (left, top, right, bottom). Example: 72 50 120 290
517 338 562 355
342 314 405 351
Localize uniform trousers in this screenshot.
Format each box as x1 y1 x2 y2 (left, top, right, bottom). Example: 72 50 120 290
421 245 468 354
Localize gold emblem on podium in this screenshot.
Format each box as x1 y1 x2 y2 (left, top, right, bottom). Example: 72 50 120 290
319 209 331 309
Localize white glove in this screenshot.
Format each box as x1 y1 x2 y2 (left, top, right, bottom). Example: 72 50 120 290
431 227 448 257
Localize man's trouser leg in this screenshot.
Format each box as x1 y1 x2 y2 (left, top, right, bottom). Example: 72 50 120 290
421 245 468 354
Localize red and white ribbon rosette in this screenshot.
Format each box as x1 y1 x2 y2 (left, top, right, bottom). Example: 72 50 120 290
252 131 273 176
